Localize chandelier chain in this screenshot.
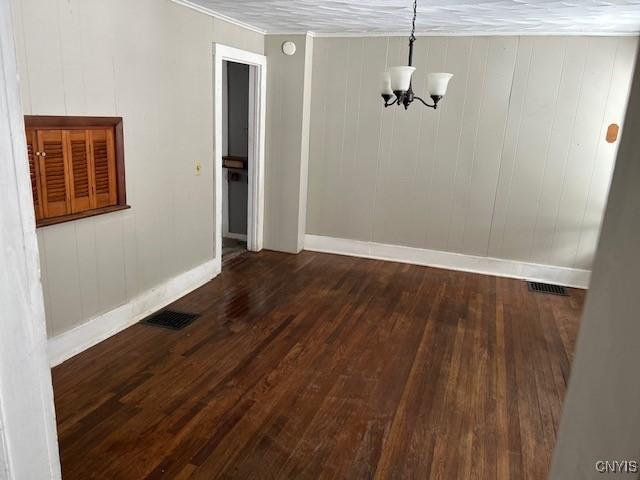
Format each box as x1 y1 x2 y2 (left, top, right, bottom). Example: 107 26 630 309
410 0 417 42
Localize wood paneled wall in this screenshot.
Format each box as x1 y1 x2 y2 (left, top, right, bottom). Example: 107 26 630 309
550 44 640 479
10 0 264 338
307 36 637 270
264 34 313 253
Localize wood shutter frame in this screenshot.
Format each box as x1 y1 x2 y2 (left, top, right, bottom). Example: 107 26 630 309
26 129 44 220
24 116 128 227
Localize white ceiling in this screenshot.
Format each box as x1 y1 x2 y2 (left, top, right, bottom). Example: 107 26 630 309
185 0 640 35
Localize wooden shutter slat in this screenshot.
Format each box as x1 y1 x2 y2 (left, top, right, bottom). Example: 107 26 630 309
38 130 71 218
67 130 92 212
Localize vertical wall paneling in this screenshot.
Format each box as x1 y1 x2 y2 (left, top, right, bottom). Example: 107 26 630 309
336 38 364 240
297 34 314 245
42 224 83 334
307 35 637 271
571 37 637 270
74 221 100 321
423 38 473 251
79 0 117 115
20 0 66 113
411 37 447 248
351 37 388 241
264 34 315 253
9 0 32 113
446 37 490 253
461 37 518 257
307 36 331 235
548 38 618 268
486 36 533 259
13 0 263 338
93 216 127 314
497 37 567 262
264 39 283 248
58 0 87 115
526 37 587 267
212 17 264 55
549 47 640 478
121 212 139 301
322 38 350 237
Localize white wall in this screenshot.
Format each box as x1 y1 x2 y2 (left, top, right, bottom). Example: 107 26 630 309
0 0 60 476
10 0 264 339
306 36 637 273
264 34 313 253
550 49 640 479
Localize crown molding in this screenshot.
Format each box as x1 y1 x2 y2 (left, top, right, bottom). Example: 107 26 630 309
266 31 317 37
170 0 267 35
303 30 639 38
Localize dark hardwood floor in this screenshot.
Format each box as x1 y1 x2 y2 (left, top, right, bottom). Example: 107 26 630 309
52 251 584 479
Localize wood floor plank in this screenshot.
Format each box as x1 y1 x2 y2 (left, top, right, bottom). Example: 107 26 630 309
52 251 584 479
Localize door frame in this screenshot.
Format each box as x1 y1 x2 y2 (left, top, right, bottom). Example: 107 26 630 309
213 44 266 267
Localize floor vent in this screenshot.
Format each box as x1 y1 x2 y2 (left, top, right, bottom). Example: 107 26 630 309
142 310 200 330
527 281 568 296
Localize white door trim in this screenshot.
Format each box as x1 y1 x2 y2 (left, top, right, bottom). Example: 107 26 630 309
213 44 267 268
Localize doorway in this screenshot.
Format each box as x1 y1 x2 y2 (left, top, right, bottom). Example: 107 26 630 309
222 60 249 263
213 44 266 272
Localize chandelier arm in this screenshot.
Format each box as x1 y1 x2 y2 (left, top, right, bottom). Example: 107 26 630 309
384 97 399 107
413 95 437 109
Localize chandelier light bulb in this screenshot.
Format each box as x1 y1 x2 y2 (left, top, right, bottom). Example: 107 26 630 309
388 66 416 93
426 73 453 97
380 72 394 96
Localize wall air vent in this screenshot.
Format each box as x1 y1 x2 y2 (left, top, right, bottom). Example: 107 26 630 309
142 310 200 330
527 281 567 296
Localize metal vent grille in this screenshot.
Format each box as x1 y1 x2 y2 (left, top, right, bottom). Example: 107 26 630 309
142 310 200 330
527 281 567 296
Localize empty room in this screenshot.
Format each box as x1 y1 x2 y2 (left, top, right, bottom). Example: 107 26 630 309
2 0 640 479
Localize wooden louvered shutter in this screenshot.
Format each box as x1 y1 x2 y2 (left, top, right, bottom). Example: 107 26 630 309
67 130 93 213
37 130 71 218
26 129 44 220
24 116 127 227
89 129 117 208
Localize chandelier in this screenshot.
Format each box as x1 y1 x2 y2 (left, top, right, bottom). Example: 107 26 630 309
380 0 453 110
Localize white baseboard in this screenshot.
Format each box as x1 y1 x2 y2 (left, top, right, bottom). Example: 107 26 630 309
47 259 220 367
304 234 590 289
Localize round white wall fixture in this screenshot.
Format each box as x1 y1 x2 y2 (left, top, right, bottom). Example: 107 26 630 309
282 41 296 56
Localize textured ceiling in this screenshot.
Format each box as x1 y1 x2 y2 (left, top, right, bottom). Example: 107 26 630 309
188 0 640 34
